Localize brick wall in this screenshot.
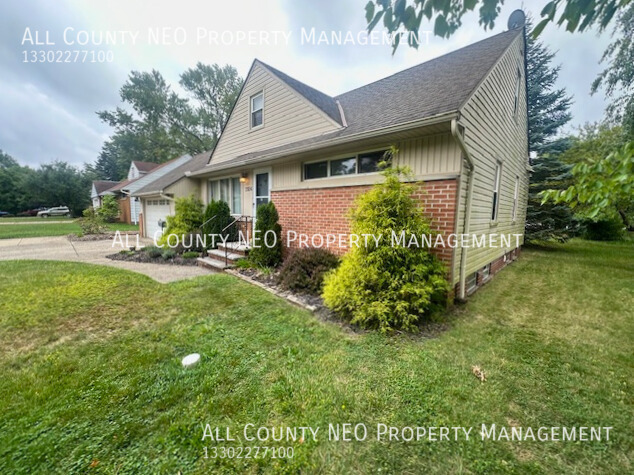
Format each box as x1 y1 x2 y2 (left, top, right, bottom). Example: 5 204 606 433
271 179 458 270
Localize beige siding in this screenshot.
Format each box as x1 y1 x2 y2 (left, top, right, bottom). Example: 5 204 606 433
165 177 200 199
271 133 461 191
211 63 340 165
453 33 529 283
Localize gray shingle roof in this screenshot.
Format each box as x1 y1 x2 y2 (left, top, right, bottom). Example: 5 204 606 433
93 180 119 195
132 161 160 173
335 28 521 134
257 60 343 125
134 151 211 195
197 28 521 173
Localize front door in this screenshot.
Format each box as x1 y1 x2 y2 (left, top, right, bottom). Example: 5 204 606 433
253 169 271 218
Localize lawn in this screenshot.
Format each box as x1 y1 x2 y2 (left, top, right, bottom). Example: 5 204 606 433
0 221 139 239
0 240 631 473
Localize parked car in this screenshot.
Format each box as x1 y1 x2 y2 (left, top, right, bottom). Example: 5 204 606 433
0 211 12 217
17 207 47 217
37 206 71 217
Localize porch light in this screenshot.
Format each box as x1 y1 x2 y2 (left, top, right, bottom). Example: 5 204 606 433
239 172 248 183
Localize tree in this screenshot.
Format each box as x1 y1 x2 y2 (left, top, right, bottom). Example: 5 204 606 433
97 195 120 222
322 167 448 332
526 18 573 156
180 63 243 144
94 65 242 181
526 151 578 241
524 18 575 241
249 202 282 268
0 150 33 214
541 141 634 228
364 0 631 52
590 3 634 141
25 161 91 216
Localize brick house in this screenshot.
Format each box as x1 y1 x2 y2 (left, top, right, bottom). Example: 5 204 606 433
148 25 530 298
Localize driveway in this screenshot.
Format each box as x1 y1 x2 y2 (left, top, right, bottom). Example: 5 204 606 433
0 236 212 283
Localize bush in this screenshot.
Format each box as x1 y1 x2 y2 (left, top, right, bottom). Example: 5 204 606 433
162 249 176 260
158 195 203 246
584 218 625 241
202 200 236 248
97 195 120 222
322 167 449 332
144 246 163 258
277 248 339 294
249 202 282 268
182 251 200 259
79 207 108 235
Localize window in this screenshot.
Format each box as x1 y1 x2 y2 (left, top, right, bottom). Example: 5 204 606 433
304 161 328 180
358 151 385 174
210 177 241 214
251 92 263 128
303 150 387 180
512 175 519 221
491 163 501 221
513 68 521 116
330 157 356 176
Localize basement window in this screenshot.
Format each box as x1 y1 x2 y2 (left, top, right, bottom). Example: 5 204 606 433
251 92 263 128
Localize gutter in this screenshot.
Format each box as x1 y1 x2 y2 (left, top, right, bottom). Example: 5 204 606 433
451 118 475 301
186 111 459 177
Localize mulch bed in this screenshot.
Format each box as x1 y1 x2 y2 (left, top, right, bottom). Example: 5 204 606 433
106 250 200 266
234 267 451 338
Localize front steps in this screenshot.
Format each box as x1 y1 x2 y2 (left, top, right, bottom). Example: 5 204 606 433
197 242 249 271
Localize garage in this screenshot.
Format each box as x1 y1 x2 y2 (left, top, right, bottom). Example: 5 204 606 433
144 198 172 239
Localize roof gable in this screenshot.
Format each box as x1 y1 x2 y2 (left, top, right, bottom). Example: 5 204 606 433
208 61 342 166
92 180 119 196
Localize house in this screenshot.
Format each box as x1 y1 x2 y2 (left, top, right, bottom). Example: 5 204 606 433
141 22 530 299
91 161 161 223
131 153 210 237
90 181 119 208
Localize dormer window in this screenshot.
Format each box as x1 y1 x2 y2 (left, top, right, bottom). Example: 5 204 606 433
251 92 263 128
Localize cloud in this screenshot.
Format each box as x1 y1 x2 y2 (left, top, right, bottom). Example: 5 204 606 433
0 0 615 169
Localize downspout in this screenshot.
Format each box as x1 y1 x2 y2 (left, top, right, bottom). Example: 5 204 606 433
451 118 475 300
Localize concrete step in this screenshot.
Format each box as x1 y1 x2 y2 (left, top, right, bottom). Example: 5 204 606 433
217 242 250 256
208 248 244 262
197 257 228 271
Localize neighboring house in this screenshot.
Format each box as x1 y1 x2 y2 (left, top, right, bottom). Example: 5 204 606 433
136 22 530 299
91 161 160 223
91 181 119 208
133 152 210 239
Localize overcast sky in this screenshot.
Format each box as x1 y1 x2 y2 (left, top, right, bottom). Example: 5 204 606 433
0 0 613 168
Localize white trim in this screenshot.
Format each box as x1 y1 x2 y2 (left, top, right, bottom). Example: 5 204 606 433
250 91 264 130
253 167 272 218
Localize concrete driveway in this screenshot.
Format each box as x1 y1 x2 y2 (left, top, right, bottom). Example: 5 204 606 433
0 236 212 283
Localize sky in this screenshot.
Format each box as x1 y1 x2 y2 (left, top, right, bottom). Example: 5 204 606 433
0 0 614 168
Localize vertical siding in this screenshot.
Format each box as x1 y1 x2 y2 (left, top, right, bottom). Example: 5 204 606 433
454 33 529 282
211 63 340 165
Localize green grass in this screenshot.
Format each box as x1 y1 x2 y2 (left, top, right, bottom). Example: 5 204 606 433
0 216 75 223
0 240 632 473
0 222 139 239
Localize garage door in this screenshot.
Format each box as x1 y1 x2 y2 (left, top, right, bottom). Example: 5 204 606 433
145 199 171 239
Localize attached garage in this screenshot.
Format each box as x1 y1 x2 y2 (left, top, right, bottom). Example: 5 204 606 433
144 198 172 239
